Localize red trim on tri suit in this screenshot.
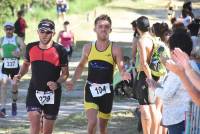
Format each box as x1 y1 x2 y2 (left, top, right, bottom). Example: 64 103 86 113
29 45 60 66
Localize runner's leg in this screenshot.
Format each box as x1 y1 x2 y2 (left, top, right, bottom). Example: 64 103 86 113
0 77 8 113
99 118 108 134
140 105 151 134
149 104 158 134
28 111 41 134
43 117 55 134
86 109 98 134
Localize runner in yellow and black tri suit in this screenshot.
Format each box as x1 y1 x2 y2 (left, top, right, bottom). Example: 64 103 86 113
66 14 131 134
84 42 115 119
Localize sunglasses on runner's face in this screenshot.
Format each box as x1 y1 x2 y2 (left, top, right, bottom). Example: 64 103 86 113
5 28 13 31
39 29 53 34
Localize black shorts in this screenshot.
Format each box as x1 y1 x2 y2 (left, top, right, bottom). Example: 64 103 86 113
134 71 159 105
26 88 62 120
2 64 20 79
57 4 67 13
84 83 114 119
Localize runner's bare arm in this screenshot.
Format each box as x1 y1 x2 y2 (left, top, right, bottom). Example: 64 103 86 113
47 66 69 90
14 60 30 82
138 39 152 79
71 44 91 82
57 66 69 84
66 44 91 90
113 45 131 81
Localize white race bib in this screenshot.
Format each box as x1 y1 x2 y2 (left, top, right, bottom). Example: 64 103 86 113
3 58 18 69
65 47 70 52
35 90 54 105
89 83 111 97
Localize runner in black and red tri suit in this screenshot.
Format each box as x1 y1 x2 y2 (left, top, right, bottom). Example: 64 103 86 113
13 19 69 134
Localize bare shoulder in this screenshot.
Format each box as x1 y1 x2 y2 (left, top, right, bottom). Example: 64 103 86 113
138 37 153 48
112 42 122 57
82 43 92 57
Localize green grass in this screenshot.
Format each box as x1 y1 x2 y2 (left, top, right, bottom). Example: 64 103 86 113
69 0 104 14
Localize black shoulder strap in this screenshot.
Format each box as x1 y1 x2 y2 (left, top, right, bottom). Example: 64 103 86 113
53 42 66 65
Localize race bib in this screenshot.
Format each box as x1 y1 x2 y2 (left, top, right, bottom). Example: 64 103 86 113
3 58 18 69
65 47 70 52
89 83 111 97
35 90 54 105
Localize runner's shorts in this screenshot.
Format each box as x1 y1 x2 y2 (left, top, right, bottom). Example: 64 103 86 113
26 88 62 120
2 63 20 79
84 83 114 119
57 4 67 13
134 71 159 105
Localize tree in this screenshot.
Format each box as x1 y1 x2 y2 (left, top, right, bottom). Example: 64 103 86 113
0 0 31 24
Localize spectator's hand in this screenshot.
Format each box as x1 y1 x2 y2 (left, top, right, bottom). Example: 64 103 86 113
47 81 58 91
165 59 185 77
66 80 74 91
171 48 190 70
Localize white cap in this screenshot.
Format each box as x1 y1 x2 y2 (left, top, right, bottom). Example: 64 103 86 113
3 22 14 28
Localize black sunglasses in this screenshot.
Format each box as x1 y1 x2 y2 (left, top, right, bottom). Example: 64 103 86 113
39 29 53 34
5 28 13 31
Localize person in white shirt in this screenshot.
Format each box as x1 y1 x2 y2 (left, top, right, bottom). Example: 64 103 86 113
147 31 199 134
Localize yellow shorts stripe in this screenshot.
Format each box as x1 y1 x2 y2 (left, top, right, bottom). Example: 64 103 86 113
84 101 112 119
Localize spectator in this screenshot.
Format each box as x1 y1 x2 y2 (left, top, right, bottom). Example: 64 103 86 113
134 16 158 134
131 20 139 64
56 0 68 21
147 31 199 134
57 21 74 58
165 48 200 106
14 10 27 41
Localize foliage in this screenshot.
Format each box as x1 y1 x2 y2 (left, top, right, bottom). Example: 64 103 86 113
68 0 110 14
0 0 31 24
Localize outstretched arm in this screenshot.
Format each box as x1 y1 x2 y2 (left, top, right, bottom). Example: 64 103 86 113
113 45 131 81
13 60 30 83
66 44 91 90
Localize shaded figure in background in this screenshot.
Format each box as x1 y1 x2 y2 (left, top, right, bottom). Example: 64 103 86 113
57 21 74 58
151 22 170 134
166 0 176 23
131 20 140 65
131 20 143 132
56 0 68 21
14 10 27 41
0 22 25 117
188 21 200 69
134 16 158 134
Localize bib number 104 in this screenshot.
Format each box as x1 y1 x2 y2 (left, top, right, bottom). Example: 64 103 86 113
90 83 111 97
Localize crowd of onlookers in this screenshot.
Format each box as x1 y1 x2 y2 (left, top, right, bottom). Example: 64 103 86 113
131 1 200 134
